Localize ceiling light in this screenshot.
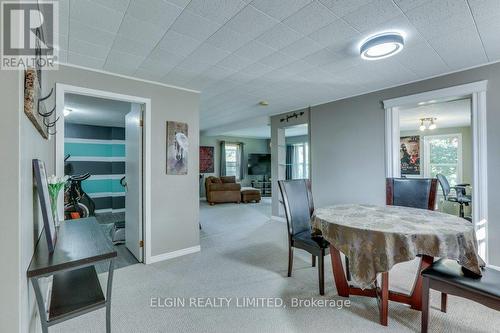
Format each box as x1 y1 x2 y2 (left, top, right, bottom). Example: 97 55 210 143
419 120 426 131
63 108 72 117
428 119 437 130
360 33 404 60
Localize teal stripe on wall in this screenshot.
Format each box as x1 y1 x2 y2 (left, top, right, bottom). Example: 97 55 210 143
82 179 123 194
65 142 125 157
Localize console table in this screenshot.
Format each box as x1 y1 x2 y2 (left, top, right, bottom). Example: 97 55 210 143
251 180 272 197
28 217 117 333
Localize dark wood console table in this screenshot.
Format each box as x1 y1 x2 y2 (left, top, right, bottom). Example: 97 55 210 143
28 217 117 333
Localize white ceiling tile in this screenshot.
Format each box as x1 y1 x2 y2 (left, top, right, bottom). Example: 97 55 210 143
68 51 105 68
200 65 235 81
117 15 167 46
127 0 183 29
225 5 279 38
396 42 449 78
69 37 110 59
468 0 500 21
278 59 316 75
103 63 137 75
250 0 312 21
256 23 303 50
318 0 371 17
156 30 202 57
308 19 360 51
216 54 255 71
111 35 156 57
165 0 191 8
57 0 70 36
139 56 178 73
69 0 125 33
69 19 116 47
53 33 68 52
259 52 296 68
147 47 184 65
170 11 222 41
280 37 324 59
176 59 213 73
404 0 475 39
205 26 253 52
105 50 146 69
392 0 432 12
342 0 402 32
240 62 274 77
134 67 166 81
186 43 231 65
283 1 338 35
91 0 130 13
428 28 488 70
186 0 247 24
302 48 343 66
163 68 199 85
233 40 277 61
474 16 500 60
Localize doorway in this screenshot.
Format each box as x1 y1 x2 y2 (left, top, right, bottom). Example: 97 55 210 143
383 81 488 261
55 84 152 266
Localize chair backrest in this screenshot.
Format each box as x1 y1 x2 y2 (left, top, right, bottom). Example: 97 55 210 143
386 178 438 210
278 179 313 237
436 174 451 199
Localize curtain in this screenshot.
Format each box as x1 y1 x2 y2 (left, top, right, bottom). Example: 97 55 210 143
286 144 294 180
238 143 244 181
220 141 226 177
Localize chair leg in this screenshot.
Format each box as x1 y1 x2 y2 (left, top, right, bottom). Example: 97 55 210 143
312 255 316 267
440 293 447 313
345 256 351 281
318 250 325 296
421 277 430 333
287 245 293 277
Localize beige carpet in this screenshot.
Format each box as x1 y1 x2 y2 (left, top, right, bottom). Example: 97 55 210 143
51 199 499 333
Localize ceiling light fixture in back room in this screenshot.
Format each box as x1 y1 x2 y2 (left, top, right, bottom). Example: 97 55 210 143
360 32 404 60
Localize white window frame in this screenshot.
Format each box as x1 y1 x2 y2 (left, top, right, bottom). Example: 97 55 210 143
224 143 241 181
423 133 463 185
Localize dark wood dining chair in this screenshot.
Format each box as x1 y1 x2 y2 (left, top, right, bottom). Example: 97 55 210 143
421 259 500 333
386 177 438 210
278 179 330 295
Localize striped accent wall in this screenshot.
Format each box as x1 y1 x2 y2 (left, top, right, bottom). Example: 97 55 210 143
65 123 126 213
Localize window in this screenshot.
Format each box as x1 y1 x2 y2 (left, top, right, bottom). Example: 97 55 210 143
224 143 241 180
290 142 309 179
424 134 462 186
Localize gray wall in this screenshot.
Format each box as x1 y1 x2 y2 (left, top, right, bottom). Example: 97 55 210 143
199 135 270 197
310 61 500 266
400 126 473 185
0 64 200 333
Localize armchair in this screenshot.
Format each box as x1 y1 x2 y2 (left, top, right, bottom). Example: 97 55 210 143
205 176 241 205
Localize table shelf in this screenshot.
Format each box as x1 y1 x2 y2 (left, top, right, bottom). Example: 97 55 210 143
49 266 105 322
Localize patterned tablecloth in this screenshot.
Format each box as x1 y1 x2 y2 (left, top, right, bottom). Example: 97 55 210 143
312 204 483 289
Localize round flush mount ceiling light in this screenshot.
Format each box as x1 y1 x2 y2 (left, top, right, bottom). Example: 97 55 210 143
360 33 404 60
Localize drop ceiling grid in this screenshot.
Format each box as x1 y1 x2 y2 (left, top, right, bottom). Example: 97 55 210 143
57 0 497 129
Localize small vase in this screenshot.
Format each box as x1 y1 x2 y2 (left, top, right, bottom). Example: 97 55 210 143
50 193 60 227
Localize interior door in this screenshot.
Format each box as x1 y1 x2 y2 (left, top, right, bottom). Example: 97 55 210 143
125 104 143 262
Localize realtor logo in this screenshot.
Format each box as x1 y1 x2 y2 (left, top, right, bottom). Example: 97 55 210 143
1 1 58 70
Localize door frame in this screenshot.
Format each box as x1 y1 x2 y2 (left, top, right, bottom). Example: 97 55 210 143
55 83 152 264
383 80 488 262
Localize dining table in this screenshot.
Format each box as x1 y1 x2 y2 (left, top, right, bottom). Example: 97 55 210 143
312 204 483 326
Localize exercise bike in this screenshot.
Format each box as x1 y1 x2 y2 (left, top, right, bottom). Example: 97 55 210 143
64 155 96 219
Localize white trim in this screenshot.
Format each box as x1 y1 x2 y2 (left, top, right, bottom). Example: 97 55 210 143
88 174 125 180
95 208 126 214
149 245 201 264
383 81 488 262
57 62 201 94
66 156 125 162
56 83 153 265
488 265 500 272
87 192 126 198
271 215 286 223
383 81 488 109
64 138 125 145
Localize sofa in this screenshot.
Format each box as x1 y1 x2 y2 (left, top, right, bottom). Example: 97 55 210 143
205 176 241 205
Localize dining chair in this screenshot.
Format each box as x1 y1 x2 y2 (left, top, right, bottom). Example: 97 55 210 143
386 178 438 210
436 173 471 219
278 179 330 295
421 259 500 333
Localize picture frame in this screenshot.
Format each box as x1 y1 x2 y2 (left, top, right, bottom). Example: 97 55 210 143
33 159 57 252
166 121 189 175
199 146 214 173
400 136 421 175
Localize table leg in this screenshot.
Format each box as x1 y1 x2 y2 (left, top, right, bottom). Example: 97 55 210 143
329 245 349 297
106 260 115 333
31 277 49 333
379 272 389 326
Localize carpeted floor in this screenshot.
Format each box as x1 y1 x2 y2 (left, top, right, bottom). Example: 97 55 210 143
52 198 499 333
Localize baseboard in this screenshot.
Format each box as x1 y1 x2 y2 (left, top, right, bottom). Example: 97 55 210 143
149 245 201 264
271 215 286 223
